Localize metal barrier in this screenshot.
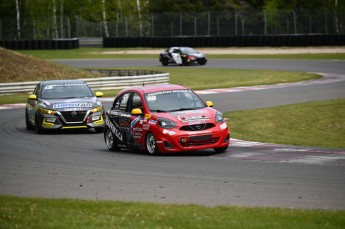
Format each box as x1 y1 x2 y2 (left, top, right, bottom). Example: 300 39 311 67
0 70 169 95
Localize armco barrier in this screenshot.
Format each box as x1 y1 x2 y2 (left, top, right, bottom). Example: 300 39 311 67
0 38 79 50
0 70 169 95
103 34 345 48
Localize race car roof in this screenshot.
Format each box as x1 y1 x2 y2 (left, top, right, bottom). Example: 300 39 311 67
125 84 189 94
40 79 87 85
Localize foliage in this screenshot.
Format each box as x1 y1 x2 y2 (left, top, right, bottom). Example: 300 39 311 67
1 1 344 39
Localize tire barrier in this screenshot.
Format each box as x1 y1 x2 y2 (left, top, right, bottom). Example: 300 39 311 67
0 38 79 50
103 34 345 48
0 70 169 95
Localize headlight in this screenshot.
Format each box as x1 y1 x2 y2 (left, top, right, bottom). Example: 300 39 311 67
39 107 57 115
215 111 224 123
158 118 177 129
91 106 103 113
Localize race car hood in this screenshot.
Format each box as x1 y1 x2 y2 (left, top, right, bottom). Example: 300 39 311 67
153 107 217 125
38 97 102 111
187 53 205 58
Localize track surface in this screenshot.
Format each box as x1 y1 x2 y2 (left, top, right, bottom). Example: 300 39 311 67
1 59 345 210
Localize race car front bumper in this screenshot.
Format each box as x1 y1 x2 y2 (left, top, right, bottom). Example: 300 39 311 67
39 110 105 130
153 122 229 153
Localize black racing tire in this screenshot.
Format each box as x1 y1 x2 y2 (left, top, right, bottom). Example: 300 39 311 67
213 146 228 153
161 60 168 66
94 127 104 133
104 127 120 151
34 114 44 134
25 110 34 130
145 132 159 156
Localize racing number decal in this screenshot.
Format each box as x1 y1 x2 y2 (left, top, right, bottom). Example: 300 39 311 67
171 53 182 64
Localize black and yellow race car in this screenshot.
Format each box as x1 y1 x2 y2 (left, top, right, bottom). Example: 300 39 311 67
25 80 105 134
159 47 207 66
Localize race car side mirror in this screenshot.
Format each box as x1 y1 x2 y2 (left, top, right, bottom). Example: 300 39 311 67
95 92 104 97
206 101 213 107
28 94 37 100
131 108 143 115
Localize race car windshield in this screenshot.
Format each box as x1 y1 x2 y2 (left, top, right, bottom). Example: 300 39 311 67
145 89 206 112
180 47 198 54
41 83 94 99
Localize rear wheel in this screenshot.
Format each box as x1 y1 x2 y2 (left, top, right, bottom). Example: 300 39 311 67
104 127 120 151
146 132 159 156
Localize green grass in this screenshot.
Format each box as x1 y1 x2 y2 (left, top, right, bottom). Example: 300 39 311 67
1 195 344 229
226 99 345 148
0 68 320 104
17 48 345 59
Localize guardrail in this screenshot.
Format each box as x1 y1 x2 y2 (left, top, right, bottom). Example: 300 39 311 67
0 70 170 95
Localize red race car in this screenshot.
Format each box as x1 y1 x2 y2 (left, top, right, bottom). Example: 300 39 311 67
104 84 230 155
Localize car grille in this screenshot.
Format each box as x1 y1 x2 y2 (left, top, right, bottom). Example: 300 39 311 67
60 111 87 123
179 135 220 147
180 123 215 131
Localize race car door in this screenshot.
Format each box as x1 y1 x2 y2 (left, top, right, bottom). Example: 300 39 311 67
108 92 131 144
26 83 41 124
171 48 182 64
128 92 146 146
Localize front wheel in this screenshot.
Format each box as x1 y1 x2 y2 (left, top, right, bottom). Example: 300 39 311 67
145 132 159 156
104 128 120 151
34 115 44 134
25 110 34 130
94 127 104 133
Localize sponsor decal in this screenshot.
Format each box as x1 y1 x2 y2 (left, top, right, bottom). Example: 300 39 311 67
130 116 142 129
170 109 207 116
149 120 157 124
142 124 150 130
187 130 212 135
133 127 143 132
53 103 92 109
163 129 176 136
220 122 228 130
106 117 123 142
178 115 209 122
146 90 191 97
64 108 84 111
45 83 87 90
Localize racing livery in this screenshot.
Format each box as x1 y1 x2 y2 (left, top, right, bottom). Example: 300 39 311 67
159 47 207 66
104 84 229 155
26 80 105 133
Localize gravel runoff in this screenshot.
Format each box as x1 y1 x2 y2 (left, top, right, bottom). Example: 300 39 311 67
99 47 345 55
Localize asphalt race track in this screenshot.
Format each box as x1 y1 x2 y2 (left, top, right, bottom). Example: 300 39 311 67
1 59 345 210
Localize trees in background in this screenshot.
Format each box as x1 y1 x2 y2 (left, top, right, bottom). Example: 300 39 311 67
0 0 344 39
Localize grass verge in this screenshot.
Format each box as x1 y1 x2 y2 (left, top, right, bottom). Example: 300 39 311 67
1 195 345 229
225 99 345 148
